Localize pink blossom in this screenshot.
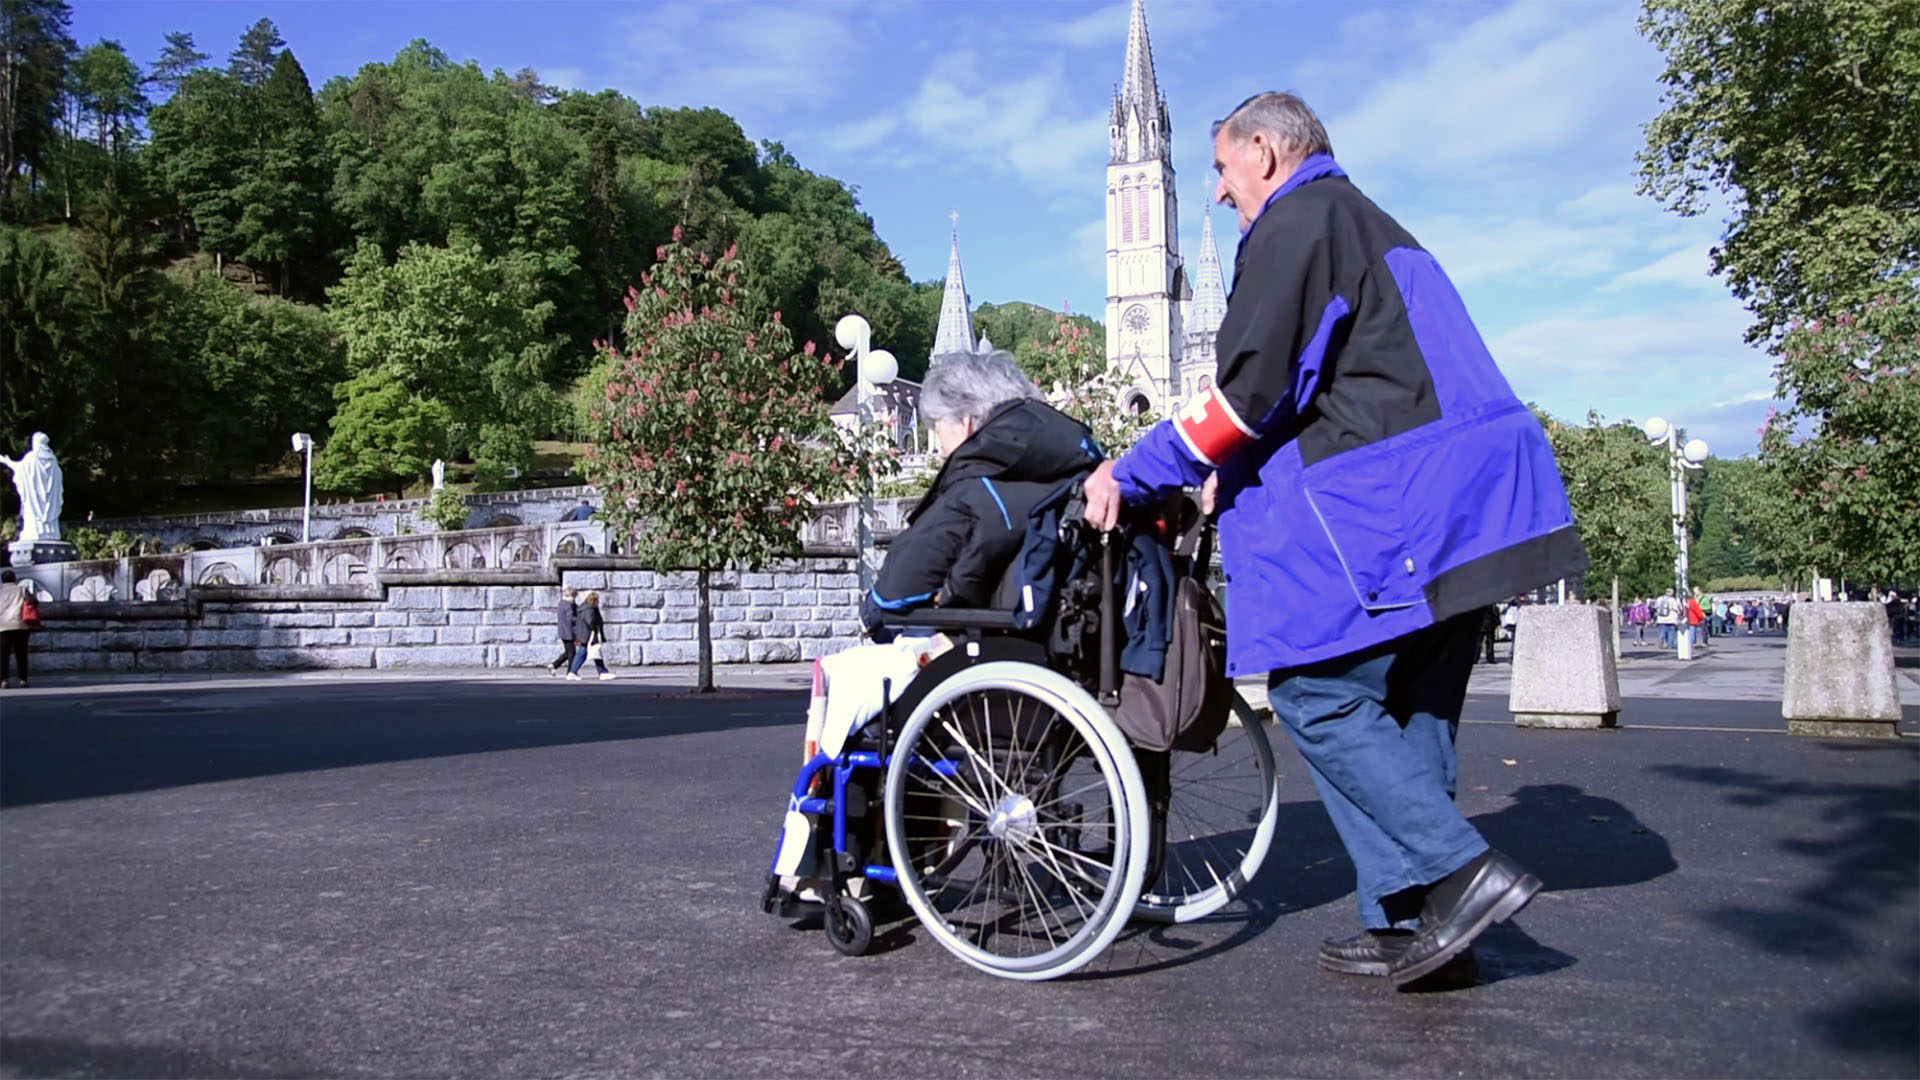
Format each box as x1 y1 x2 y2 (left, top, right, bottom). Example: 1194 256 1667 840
724 245 738 261
684 389 699 405
672 225 684 242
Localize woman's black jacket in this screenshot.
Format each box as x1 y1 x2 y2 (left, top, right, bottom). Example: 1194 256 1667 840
860 398 1100 631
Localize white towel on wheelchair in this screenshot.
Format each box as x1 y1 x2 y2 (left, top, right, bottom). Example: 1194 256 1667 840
804 634 948 760
775 634 948 882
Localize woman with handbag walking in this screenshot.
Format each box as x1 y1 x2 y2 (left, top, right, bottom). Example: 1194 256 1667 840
567 591 615 681
0 569 38 689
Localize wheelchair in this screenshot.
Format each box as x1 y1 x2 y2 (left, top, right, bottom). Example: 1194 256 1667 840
761 493 1281 981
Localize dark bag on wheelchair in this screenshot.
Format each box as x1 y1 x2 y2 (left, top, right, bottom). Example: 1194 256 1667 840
1111 517 1233 753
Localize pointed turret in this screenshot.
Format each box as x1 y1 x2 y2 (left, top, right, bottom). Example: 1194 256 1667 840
1110 0 1171 164
1189 206 1227 338
930 216 976 361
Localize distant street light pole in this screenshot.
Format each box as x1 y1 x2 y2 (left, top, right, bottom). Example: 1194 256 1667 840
834 314 897 598
290 432 315 544
1643 417 1709 660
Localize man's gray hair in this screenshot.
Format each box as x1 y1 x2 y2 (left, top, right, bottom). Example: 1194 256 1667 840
1211 91 1332 158
920 349 1040 428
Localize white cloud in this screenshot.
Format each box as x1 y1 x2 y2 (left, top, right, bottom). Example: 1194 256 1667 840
1604 246 1720 293
1409 212 1637 286
830 61 1109 193
1328 2 1651 179
539 67 587 92
605 2 868 116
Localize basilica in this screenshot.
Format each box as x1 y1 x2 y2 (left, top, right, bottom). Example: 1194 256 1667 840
1105 0 1226 417
914 0 1225 420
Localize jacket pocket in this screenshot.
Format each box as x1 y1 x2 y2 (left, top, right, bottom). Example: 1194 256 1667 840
1301 452 1422 612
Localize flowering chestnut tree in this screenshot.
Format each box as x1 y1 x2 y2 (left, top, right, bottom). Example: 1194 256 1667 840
1021 312 1151 457
583 229 853 690
1741 293 1920 586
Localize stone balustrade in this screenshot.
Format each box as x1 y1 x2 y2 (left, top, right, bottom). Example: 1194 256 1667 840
25 557 868 674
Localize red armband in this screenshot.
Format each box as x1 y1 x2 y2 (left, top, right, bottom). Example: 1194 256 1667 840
1174 385 1255 467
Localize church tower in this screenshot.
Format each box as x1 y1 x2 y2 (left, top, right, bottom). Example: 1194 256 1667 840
1105 0 1187 417
1181 201 1227 400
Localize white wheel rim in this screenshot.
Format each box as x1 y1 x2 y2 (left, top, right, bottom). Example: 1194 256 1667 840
885 662 1149 980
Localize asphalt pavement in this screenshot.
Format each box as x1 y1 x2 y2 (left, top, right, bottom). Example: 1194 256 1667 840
1 633 1916 1078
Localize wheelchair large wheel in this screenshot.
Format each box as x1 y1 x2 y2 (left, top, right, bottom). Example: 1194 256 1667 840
1134 695 1281 924
884 661 1149 981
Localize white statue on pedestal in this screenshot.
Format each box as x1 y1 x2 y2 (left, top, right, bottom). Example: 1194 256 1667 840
432 458 446 491
1 433 64 542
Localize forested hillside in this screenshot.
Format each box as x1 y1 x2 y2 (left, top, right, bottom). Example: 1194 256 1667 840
0 5 1087 513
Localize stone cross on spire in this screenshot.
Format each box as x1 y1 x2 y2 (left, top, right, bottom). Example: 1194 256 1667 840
930 214 977 360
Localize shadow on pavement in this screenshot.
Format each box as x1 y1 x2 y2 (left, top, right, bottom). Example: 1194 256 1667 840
1651 752 1920 1060
0 1034 315 1079
1477 783 1679 892
0 681 807 808
1082 781 1671 982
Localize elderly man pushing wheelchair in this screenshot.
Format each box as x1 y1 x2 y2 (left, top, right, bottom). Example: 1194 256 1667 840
1086 91 1587 989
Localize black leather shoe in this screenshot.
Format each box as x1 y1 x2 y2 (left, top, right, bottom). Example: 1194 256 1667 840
1319 930 1413 975
1321 930 1479 987
1390 851 1538 987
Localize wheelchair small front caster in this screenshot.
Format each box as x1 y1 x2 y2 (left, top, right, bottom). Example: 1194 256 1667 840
824 895 873 956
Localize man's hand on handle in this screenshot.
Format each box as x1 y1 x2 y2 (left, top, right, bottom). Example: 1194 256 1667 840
1084 459 1122 531
1085 461 1218 530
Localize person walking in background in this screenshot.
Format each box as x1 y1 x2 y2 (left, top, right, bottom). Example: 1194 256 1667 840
568 591 615 681
1630 597 1650 643
547 586 579 676
1686 594 1705 650
0 570 34 688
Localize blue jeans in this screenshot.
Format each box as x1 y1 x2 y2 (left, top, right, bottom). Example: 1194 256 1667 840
1659 623 1676 649
569 641 608 675
1267 610 1490 930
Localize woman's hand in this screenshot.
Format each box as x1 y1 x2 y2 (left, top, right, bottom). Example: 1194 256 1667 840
1198 472 1219 516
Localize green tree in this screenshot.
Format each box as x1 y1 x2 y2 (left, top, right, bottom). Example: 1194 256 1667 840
1639 0 1920 590
1541 410 1675 604
70 38 145 159
227 17 283 88
313 367 452 492
323 240 560 487
147 30 206 99
582 230 851 691
147 66 250 262
1690 457 1760 584
173 271 342 479
1638 0 1919 346
0 0 74 214
233 49 329 295
1749 300 1920 586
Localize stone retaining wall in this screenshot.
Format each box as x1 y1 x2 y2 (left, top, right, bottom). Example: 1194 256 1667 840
25 558 865 674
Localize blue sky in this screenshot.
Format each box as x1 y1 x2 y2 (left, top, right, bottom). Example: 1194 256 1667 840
74 0 1775 455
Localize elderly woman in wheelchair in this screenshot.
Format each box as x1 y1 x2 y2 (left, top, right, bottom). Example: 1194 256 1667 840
763 350 1280 981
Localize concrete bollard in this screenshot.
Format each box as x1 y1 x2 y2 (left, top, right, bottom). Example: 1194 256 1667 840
1782 602 1901 739
1510 605 1621 729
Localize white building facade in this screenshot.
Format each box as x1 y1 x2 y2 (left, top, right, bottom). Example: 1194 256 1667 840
1104 0 1226 418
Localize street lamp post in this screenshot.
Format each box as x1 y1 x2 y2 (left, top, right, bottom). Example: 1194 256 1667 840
1643 417 1709 660
833 314 897 598
290 432 315 544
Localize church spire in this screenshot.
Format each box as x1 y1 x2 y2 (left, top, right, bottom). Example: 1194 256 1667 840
1110 0 1170 163
1190 204 1227 338
931 213 976 360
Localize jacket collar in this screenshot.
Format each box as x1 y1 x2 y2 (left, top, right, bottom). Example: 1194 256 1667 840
1242 153 1345 236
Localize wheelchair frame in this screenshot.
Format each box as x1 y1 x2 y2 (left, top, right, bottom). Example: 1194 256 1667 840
762 533 1280 981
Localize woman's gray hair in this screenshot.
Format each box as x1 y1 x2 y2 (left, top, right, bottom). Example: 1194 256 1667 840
920 349 1040 428
1211 91 1332 158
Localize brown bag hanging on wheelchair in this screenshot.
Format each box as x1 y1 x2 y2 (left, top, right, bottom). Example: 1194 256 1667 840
1111 503 1233 753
